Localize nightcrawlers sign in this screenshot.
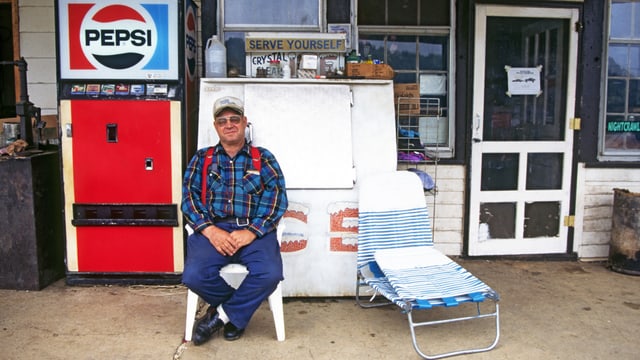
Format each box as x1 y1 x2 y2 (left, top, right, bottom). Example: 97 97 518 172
57 0 179 80
607 119 640 133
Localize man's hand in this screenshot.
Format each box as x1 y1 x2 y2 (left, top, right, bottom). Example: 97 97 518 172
202 225 237 256
229 229 257 249
201 226 257 256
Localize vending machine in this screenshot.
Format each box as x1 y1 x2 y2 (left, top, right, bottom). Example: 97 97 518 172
55 0 198 283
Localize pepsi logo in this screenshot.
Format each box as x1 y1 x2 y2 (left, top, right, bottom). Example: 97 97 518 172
79 4 158 70
185 5 197 79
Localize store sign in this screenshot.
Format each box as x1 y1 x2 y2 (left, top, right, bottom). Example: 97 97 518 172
607 119 640 133
184 3 197 80
245 32 346 53
58 0 179 80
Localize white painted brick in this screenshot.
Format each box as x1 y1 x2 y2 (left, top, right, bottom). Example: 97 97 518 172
20 0 56 7
577 167 640 259
582 231 611 245
583 217 612 232
583 205 612 219
433 230 463 244
20 33 56 58
433 218 463 232
434 204 464 219
579 244 610 259
23 58 57 83
434 191 463 205
433 243 462 256
27 83 58 113
19 6 54 33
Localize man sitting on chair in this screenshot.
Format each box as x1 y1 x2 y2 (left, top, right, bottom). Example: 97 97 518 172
181 96 288 345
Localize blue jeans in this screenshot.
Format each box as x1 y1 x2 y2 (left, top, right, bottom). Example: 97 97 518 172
182 223 283 329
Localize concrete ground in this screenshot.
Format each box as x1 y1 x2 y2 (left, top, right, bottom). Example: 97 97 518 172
1 259 639 360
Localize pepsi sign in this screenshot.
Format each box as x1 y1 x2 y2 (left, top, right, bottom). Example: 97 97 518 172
58 0 178 80
184 3 197 80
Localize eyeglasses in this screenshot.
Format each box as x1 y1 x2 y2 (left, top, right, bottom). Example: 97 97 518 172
214 115 243 126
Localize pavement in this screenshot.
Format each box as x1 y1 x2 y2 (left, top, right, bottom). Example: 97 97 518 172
1 259 639 360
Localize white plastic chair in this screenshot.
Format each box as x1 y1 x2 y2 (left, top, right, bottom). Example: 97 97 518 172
183 225 285 342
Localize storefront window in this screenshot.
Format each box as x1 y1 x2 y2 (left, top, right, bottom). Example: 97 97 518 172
223 0 320 28
358 0 453 157
601 0 640 160
223 32 246 76
221 0 322 75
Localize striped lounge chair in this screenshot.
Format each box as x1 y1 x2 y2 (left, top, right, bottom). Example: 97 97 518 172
356 171 500 359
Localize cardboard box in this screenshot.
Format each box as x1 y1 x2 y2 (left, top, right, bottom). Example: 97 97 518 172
2 115 59 145
2 115 57 128
394 83 421 115
345 63 394 79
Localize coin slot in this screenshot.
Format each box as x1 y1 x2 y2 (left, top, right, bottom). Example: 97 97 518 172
106 123 118 143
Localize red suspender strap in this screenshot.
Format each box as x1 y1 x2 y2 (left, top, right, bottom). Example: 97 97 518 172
201 147 214 206
251 145 261 172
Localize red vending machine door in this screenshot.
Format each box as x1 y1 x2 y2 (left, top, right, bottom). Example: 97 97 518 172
72 100 172 203
66 99 181 273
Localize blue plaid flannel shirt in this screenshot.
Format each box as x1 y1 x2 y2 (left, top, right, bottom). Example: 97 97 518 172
181 143 288 237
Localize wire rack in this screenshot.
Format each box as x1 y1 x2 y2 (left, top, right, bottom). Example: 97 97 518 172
396 97 441 164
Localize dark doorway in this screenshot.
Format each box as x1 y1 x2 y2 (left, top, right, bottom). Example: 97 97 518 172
1 3 16 118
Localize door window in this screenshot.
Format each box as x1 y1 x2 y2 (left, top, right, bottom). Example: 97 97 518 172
483 17 568 142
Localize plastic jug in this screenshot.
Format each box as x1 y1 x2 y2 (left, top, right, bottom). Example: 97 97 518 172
205 35 227 78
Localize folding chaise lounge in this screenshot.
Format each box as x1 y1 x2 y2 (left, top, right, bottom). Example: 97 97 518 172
356 171 500 359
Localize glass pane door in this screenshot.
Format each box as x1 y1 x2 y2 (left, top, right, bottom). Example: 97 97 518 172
469 5 579 256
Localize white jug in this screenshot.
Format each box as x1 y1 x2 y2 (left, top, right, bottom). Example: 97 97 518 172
205 35 227 78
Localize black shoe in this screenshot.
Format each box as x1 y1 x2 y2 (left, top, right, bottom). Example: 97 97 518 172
223 322 245 341
192 307 224 346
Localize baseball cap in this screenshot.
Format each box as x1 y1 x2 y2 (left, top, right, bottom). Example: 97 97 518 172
213 96 244 117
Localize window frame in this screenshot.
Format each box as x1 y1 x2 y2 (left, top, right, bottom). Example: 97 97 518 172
216 0 456 158
356 1 455 159
599 0 640 161
218 0 327 76
220 0 325 33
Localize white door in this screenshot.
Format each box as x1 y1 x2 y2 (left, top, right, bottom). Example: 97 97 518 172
468 5 579 256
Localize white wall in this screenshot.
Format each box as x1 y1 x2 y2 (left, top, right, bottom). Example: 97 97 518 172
18 0 57 116
397 163 466 256
574 165 640 259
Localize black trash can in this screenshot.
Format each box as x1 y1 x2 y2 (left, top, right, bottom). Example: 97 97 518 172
609 188 640 275
0 150 65 290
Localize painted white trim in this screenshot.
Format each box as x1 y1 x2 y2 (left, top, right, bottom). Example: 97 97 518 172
170 101 184 272
60 100 78 271
573 163 586 255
